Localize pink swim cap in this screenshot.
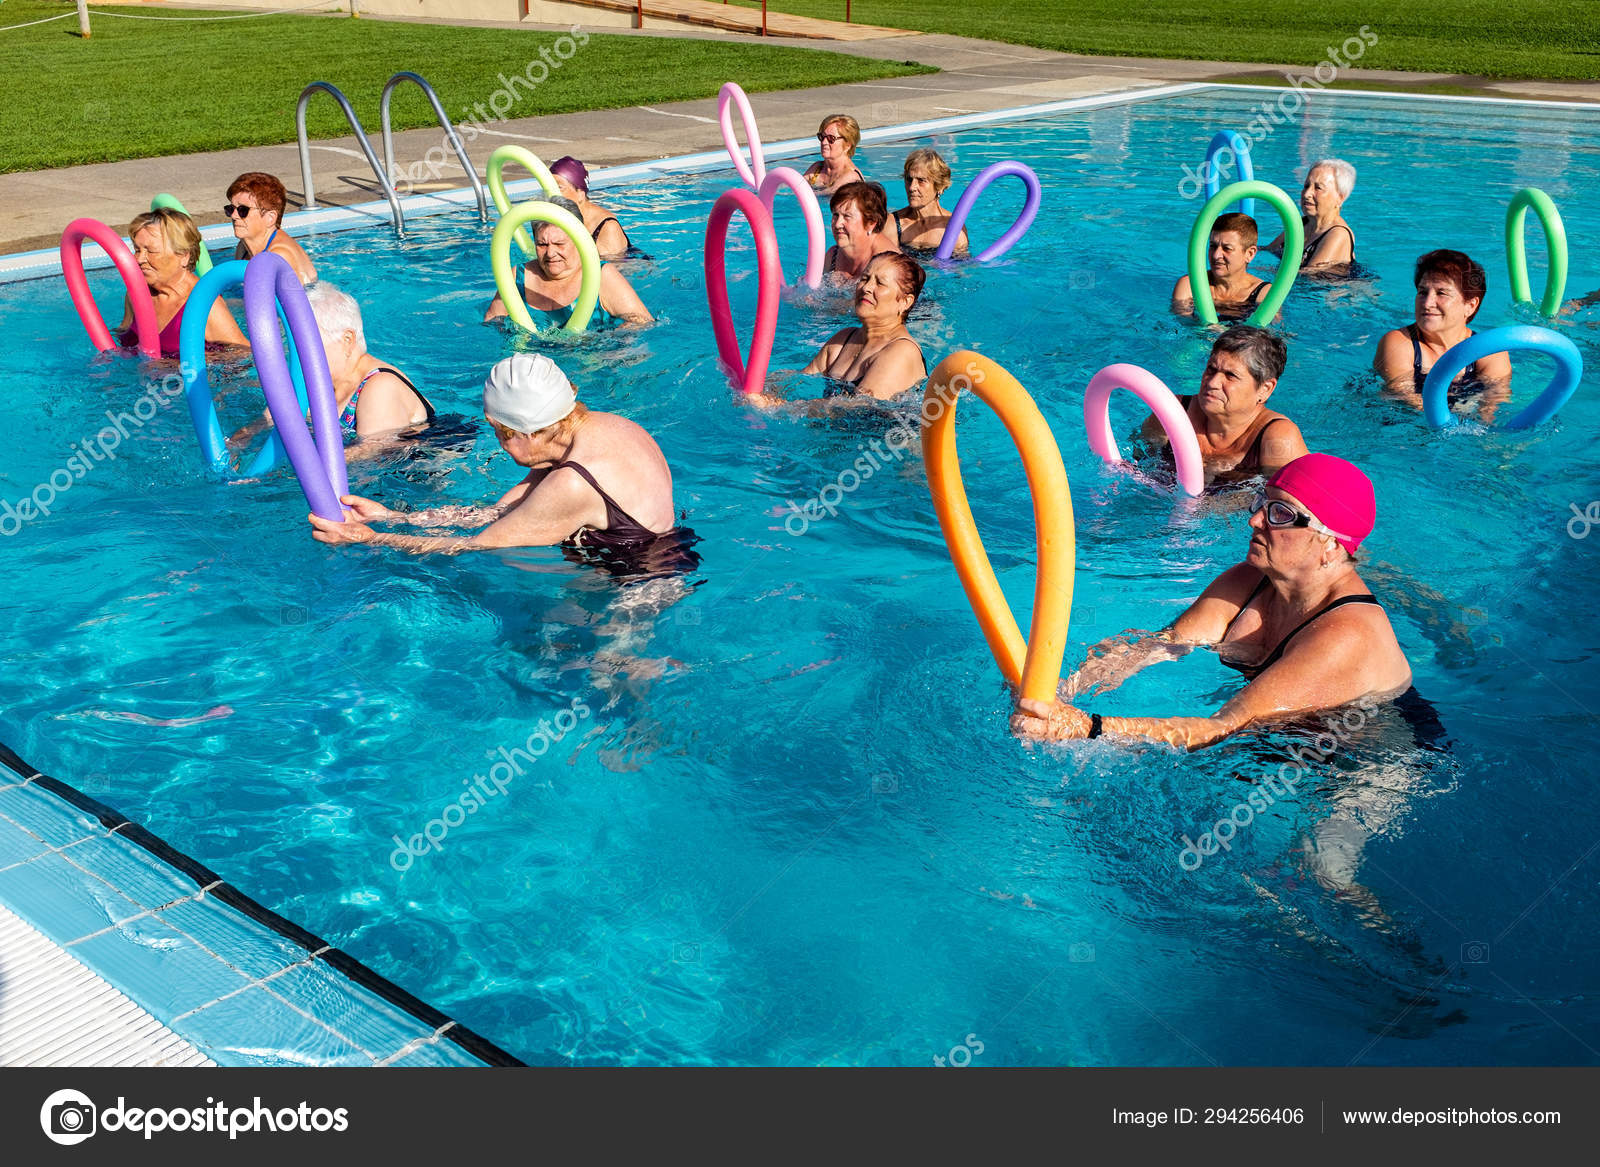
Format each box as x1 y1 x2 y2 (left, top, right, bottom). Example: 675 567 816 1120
1266 453 1375 555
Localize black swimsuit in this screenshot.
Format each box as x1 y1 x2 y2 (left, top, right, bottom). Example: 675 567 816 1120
1302 222 1355 266
1215 279 1270 321
590 216 631 252
1407 324 1485 404
556 461 700 579
821 328 927 396
1218 576 1382 680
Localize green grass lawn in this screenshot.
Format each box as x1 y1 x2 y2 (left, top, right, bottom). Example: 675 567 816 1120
735 0 1600 80
0 2 930 173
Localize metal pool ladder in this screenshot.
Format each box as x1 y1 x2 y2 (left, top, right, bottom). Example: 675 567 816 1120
380 72 487 225
296 81 408 236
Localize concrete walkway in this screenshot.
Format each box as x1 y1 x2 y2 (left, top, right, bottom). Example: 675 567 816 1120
3 15 1595 256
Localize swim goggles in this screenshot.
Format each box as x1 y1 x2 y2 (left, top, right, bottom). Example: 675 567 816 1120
1250 493 1348 542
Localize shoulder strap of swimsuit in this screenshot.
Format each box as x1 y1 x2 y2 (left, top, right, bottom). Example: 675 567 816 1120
894 334 928 373
1244 415 1282 468
590 216 620 242
1220 574 1273 642
353 366 435 422
1250 279 1270 304
1407 323 1424 384
1254 594 1381 675
557 460 649 535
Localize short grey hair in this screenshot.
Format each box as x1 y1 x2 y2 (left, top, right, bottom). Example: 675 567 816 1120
1211 325 1287 387
529 194 584 242
1308 158 1356 200
306 281 365 351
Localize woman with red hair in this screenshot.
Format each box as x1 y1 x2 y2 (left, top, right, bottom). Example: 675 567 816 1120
226 171 318 285
1374 249 1511 417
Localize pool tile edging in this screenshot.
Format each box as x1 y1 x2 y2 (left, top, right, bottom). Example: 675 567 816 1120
0 740 524 1068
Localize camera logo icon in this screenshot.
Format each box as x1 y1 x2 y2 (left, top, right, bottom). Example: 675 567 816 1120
674 942 700 964
1068 941 1096 963
40 1089 97 1146
1461 941 1490 965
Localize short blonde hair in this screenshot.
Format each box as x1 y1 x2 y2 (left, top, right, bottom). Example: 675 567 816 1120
127 208 202 272
902 148 952 194
819 114 860 155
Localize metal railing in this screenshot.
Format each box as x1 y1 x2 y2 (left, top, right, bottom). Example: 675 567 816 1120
296 81 407 236
379 71 487 224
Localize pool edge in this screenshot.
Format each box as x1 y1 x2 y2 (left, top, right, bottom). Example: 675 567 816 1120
0 739 526 1069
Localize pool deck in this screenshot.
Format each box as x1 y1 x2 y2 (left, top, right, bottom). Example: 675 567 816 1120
2 16 1594 257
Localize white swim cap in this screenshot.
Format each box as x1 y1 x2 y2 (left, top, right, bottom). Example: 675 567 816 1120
483 353 575 434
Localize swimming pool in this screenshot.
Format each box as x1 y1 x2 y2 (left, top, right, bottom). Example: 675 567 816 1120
3 86 1599 1066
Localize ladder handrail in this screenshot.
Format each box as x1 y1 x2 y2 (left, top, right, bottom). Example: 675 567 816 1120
296 80 406 237
380 71 488 222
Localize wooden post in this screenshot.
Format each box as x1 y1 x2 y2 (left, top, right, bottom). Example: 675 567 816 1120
637 0 644 29
75 0 91 38
846 0 852 22
761 0 768 35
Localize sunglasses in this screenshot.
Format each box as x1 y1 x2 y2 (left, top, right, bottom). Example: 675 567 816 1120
1250 494 1346 541
816 132 846 145
222 204 258 219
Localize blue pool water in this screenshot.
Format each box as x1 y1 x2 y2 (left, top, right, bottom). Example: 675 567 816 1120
3 88 1599 1066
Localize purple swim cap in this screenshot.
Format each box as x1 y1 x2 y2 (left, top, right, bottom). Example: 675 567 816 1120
550 156 589 194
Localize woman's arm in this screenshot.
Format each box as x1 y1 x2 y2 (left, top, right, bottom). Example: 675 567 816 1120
1471 352 1514 424
595 217 629 257
1265 231 1285 258
1063 630 1192 698
376 473 545 529
1255 416 1309 478
1016 603 1380 750
1062 563 1261 697
311 469 595 554
1373 328 1420 403
1171 273 1194 316
204 298 250 347
599 265 652 324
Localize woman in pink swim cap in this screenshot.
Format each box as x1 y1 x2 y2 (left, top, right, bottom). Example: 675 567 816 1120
1014 453 1412 749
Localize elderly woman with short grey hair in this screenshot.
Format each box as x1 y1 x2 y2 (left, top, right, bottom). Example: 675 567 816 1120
1268 158 1356 272
229 283 434 456
483 195 651 328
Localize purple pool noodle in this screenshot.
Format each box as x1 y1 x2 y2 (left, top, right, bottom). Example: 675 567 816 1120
242 253 348 518
936 160 1042 263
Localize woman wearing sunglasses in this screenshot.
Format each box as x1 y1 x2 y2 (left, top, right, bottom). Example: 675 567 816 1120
803 114 866 196
225 172 318 285
1013 454 1412 749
